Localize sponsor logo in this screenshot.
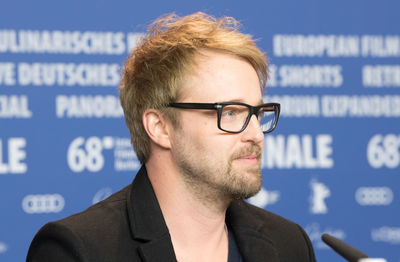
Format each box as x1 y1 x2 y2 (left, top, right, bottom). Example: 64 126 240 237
248 187 280 208
0 242 7 254
355 187 393 206
371 227 400 245
92 187 113 204
309 179 330 214
305 223 346 249
22 194 65 214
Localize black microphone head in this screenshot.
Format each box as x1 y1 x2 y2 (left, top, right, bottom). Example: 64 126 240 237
321 233 368 262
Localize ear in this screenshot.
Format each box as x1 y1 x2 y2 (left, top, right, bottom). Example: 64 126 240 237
142 109 172 149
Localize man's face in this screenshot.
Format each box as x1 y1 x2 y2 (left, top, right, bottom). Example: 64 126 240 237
170 51 264 200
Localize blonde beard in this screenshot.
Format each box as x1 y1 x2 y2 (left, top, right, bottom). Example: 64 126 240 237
174 141 263 202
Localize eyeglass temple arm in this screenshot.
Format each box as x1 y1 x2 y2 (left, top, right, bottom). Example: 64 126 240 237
168 103 218 110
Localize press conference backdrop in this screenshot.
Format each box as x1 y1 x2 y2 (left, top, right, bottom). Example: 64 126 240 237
1 0 399 261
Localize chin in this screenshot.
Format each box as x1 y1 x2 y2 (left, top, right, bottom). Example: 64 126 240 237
229 177 262 200
223 160 262 199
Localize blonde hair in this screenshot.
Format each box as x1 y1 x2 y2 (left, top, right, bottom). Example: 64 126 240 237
119 12 268 163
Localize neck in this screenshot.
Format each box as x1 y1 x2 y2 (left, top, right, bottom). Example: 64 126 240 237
145 154 231 262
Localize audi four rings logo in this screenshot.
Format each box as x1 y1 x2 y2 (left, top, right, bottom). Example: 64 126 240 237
22 194 65 214
355 187 393 206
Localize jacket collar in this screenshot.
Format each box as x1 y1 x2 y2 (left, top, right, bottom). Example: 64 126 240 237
127 165 177 261
126 165 279 262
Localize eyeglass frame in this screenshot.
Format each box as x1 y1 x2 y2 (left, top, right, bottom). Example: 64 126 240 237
167 102 280 134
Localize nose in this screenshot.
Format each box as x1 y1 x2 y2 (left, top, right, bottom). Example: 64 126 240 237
241 114 264 144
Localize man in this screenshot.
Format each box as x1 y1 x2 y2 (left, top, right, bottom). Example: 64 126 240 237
27 12 316 262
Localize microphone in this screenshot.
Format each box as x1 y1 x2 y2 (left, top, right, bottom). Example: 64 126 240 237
321 233 368 262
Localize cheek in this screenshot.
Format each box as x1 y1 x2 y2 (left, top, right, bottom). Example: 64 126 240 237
197 118 216 134
205 136 238 162
181 113 214 133
180 114 240 160
189 117 212 137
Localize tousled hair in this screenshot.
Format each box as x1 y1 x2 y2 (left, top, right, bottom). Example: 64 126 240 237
119 12 268 163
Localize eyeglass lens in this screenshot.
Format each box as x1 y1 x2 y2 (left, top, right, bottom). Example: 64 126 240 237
220 105 275 133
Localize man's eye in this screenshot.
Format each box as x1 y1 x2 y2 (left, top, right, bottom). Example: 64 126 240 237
221 105 248 121
224 110 235 117
222 109 239 120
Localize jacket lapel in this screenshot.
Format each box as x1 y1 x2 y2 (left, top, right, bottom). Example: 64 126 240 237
137 235 177 262
227 201 280 262
126 166 177 262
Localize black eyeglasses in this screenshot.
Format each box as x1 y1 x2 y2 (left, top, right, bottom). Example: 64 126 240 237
168 102 280 134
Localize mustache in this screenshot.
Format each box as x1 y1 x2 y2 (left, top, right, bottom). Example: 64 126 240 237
231 144 262 160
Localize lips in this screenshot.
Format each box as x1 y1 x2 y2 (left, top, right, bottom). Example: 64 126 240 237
234 154 260 165
231 145 262 165
236 154 258 160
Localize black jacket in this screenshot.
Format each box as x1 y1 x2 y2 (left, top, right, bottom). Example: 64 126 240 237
27 166 316 262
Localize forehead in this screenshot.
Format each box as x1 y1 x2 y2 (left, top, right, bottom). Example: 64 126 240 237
179 50 262 105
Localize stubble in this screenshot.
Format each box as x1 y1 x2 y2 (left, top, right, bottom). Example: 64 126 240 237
174 138 263 204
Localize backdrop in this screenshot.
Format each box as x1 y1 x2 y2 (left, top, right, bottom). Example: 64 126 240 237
1 0 399 261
